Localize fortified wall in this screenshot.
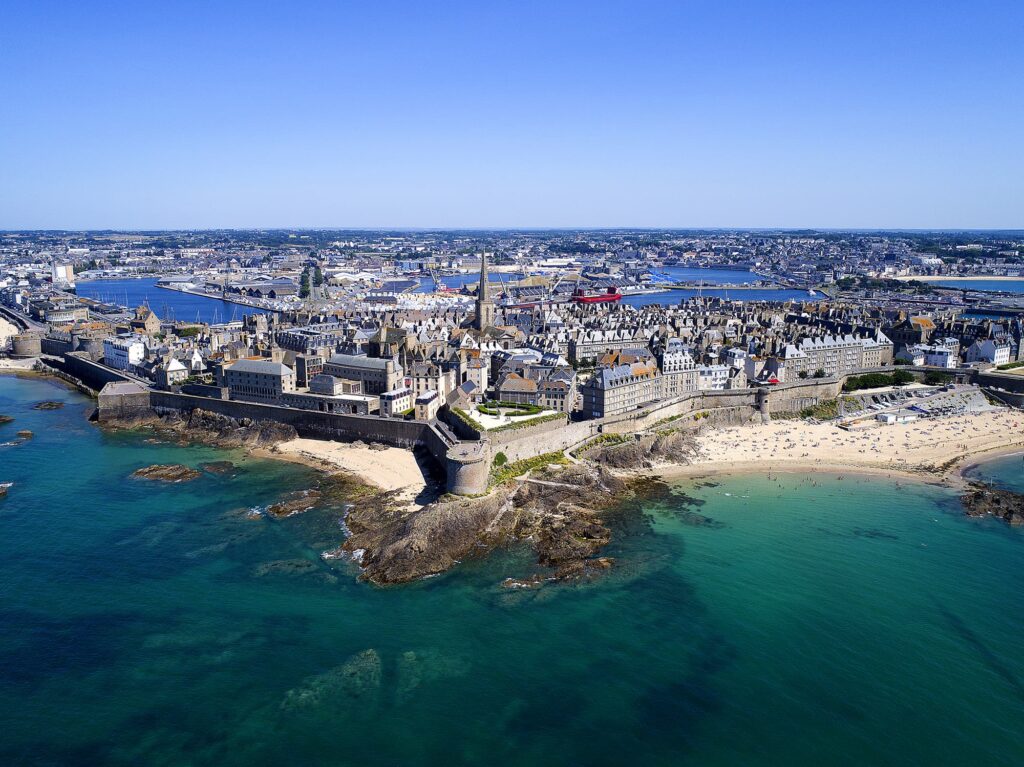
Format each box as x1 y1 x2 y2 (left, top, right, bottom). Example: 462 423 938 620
95 384 491 495
84 350 990 498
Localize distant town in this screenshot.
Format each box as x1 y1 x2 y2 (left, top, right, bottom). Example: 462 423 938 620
2 229 1023 495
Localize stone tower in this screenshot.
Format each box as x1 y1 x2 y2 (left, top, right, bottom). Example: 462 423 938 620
474 251 496 330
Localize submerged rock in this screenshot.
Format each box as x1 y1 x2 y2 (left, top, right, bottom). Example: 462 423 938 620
281 649 382 711
131 464 201 482
199 460 236 475
32 401 64 410
0 414 13 425
16 430 33 439
962 482 1024 526
0 482 11 498
395 649 470 703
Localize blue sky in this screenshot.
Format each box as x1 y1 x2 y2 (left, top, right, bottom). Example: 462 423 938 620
1 0 1021 229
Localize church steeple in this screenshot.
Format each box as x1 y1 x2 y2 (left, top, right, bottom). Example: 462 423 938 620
474 252 495 330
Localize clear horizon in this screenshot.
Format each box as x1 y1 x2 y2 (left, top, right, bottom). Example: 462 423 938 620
2 0 1021 230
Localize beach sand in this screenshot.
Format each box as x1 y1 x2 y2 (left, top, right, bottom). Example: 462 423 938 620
660 409 1024 485
895 275 1024 282
270 437 430 506
0 357 40 372
0 317 20 348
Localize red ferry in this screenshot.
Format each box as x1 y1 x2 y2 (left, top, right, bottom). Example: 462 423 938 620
572 286 623 304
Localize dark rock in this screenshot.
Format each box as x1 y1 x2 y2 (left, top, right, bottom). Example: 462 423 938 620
32 401 64 410
0 415 13 425
16 430 33 439
267 490 322 518
131 464 201 482
962 482 1024 526
252 558 320 577
199 460 236 475
101 408 297 450
344 460 642 586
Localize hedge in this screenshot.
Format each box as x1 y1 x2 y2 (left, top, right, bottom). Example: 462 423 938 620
490 412 567 434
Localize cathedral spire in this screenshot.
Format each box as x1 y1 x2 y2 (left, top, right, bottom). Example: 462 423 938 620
474 251 495 330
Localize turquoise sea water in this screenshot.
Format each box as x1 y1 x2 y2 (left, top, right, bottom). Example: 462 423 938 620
2 375 1023 766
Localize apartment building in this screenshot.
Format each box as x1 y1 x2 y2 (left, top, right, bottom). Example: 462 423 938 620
224 359 296 403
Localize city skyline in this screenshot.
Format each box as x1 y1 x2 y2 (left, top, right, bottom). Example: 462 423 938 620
2 0 1022 229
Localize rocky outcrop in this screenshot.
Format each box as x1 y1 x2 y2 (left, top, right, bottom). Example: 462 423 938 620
267 489 322 518
32 401 64 410
345 487 519 584
962 482 1024 526
104 408 297 450
343 460 642 585
0 415 13 425
131 464 201 482
584 430 701 470
16 430 32 439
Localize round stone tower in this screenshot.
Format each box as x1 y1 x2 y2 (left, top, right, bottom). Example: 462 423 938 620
446 440 491 495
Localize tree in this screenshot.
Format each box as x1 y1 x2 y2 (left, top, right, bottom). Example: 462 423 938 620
798 371 809 379
299 268 311 299
813 369 826 378
924 371 952 386
313 266 324 287
892 369 915 386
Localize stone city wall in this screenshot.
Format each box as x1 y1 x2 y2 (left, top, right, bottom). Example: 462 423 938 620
56 352 133 390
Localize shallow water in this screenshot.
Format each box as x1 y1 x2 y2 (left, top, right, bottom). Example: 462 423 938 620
1 376 1022 766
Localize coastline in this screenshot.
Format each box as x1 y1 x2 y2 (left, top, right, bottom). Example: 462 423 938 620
253 438 433 510
895 275 1024 283
651 409 1024 489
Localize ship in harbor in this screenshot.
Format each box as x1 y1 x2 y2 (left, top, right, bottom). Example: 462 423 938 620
571 285 623 304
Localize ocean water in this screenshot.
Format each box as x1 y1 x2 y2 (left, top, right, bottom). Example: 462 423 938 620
416 273 525 293
655 266 764 284
965 451 1024 492
621 287 812 307
932 279 1024 293
1 375 1023 766
75 278 272 324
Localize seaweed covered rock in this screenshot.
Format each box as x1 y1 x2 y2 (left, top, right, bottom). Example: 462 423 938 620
962 482 1024 526
267 489 322 518
131 464 201 482
32 401 64 410
102 407 297 450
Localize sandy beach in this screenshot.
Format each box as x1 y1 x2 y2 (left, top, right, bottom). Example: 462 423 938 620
661 409 1024 485
0 317 19 348
895 275 1024 282
269 437 431 506
0 357 40 372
